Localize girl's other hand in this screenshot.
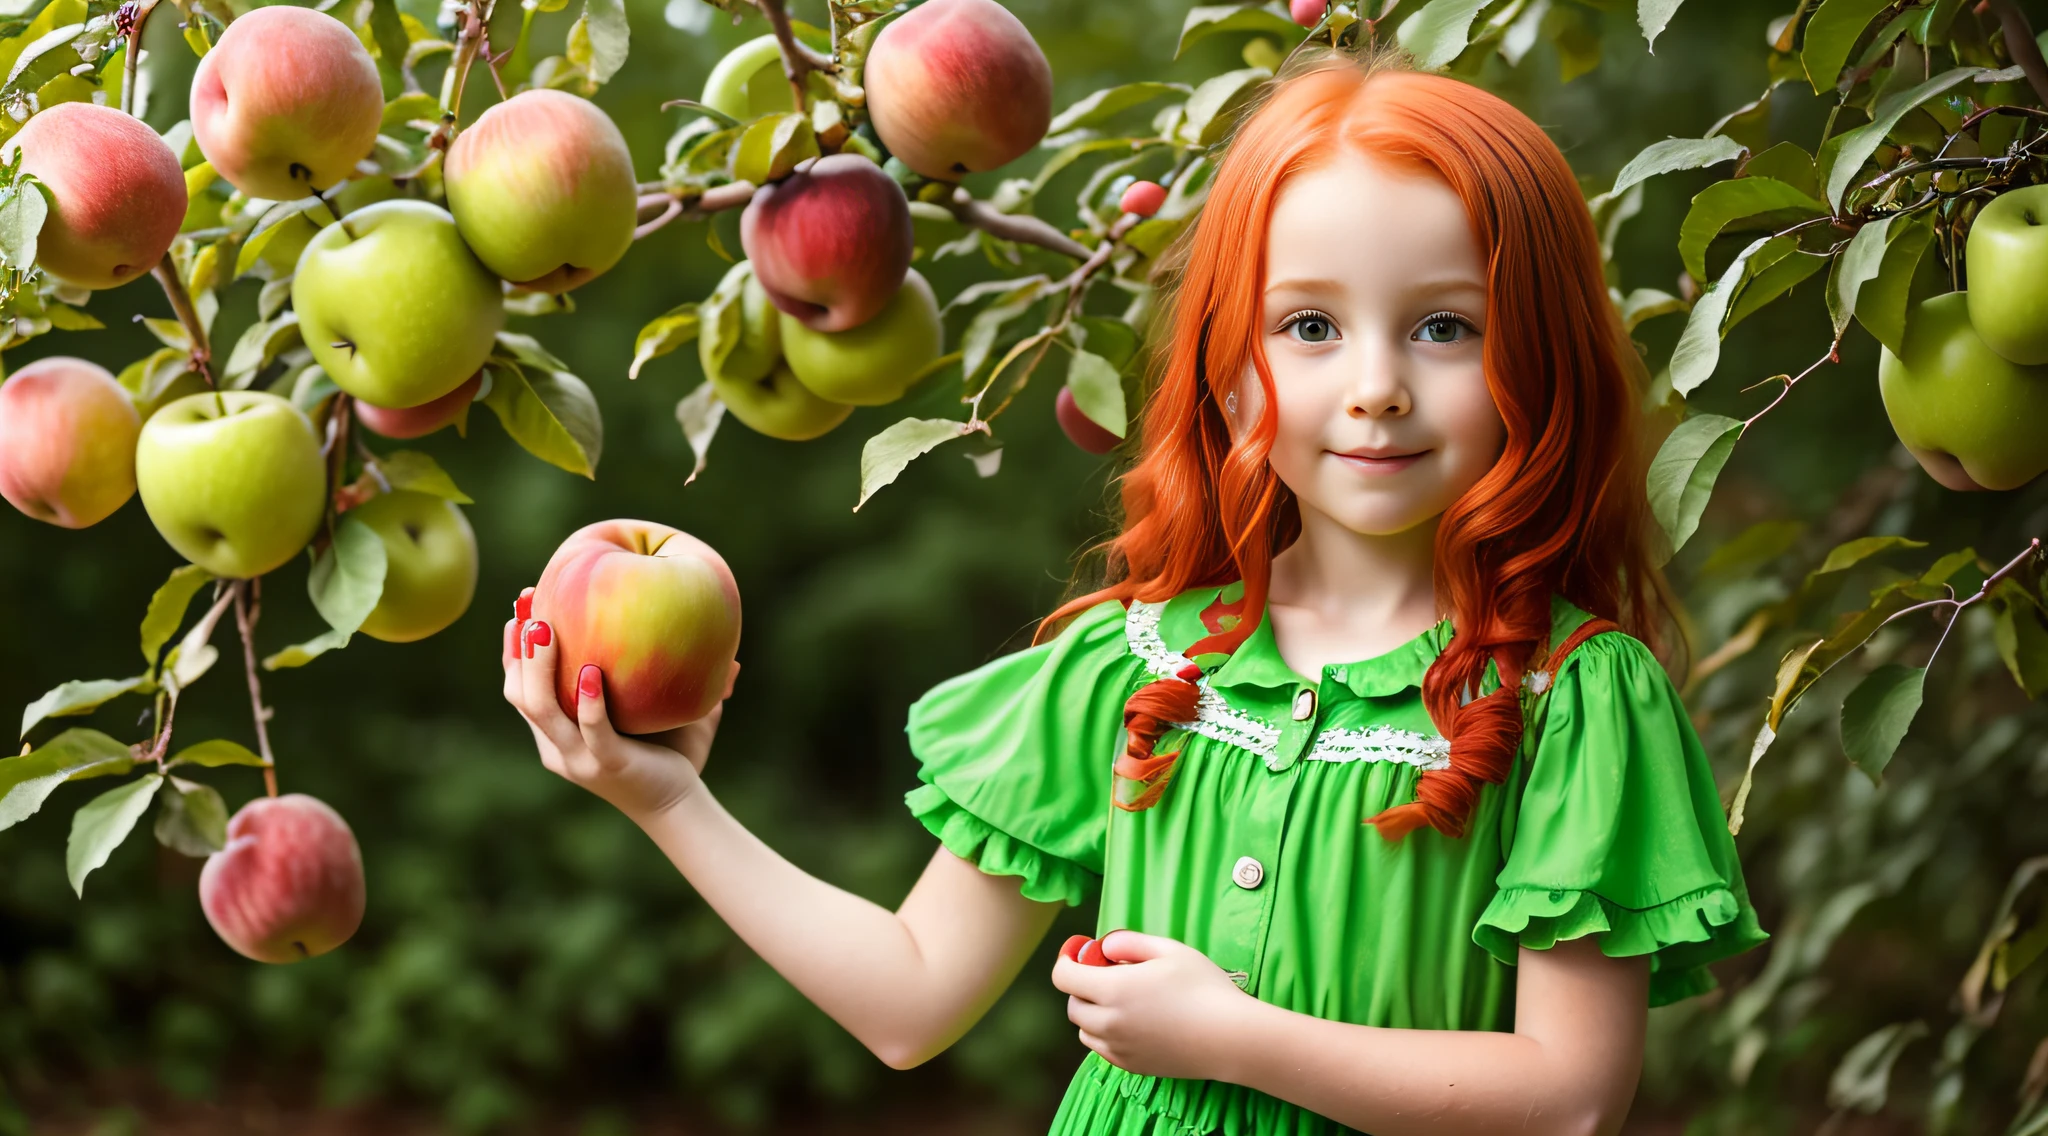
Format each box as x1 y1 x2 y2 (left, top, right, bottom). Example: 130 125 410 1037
501 587 737 822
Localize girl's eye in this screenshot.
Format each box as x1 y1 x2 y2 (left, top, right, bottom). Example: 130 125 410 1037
1416 314 1473 344
1283 312 1338 344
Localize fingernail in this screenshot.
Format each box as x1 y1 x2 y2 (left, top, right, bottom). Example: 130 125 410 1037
515 587 534 622
578 664 601 703
1059 934 1089 963
524 620 551 658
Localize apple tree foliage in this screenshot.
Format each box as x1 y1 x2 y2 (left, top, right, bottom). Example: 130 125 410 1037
0 0 2043 1127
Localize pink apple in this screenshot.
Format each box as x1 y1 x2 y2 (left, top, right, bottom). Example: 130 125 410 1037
740 154 913 333
0 356 141 527
862 0 1052 181
189 5 384 201
531 520 742 736
199 794 366 965
4 103 186 290
354 372 482 440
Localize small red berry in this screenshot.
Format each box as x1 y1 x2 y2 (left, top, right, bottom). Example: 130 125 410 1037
1119 180 1167 218
1290 0 1324 27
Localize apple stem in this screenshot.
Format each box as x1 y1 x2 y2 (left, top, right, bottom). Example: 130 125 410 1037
233 579 280 798
150 254 215 389
117 0 159 119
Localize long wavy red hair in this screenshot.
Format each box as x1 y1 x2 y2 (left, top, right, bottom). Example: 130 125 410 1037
1041 48 1680 841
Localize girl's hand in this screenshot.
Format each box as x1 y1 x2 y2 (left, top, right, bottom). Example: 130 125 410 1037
501 589 737 822
1051 929 1255 1082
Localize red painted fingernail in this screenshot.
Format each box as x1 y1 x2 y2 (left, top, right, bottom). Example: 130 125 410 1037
1059 934 1089 963
524 620 551 657
515 587 534 622
578 664 601 703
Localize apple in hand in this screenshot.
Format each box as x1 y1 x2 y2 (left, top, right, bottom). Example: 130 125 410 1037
1966 184 2048 365
135 391 326 578
294 200 506 410
532 521 741 736
1879 291 2048 491
350 490 478 643
1055 386 1120 455
779 268 942 406
863 0 1052 181
713 364 853 441
354 372 482 440
200 794 365 964
0 356 141 528
740 154 914 333
700 261 783 386
444 90 637 294
190 5 383 201
4 103 186 290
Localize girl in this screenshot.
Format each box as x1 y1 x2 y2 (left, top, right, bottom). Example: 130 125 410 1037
503 47 1768 1136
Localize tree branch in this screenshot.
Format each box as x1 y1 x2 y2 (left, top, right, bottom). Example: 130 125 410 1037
151 254 214 387
1988 0 2048 110
945 187 1094 260
117 0 160 118
232 579 279 798
756 0 835 112
634 181 757 239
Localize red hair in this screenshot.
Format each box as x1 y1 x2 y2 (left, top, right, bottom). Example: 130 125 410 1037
1043 49 1680 841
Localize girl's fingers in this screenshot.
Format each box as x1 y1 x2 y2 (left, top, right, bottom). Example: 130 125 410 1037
516 621 583 755
572 664 627 769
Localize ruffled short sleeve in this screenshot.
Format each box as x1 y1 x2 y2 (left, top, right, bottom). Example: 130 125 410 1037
1473 630 1769 1006
903 599 1144 907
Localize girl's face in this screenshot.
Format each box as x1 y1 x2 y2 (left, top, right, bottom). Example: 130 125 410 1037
1235 149 1506 537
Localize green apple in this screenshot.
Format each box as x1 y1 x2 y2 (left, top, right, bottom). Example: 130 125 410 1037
1966 183 2048 365
699 261 782 386
348 489 478 643
779 269 942 406
135 391 326 578
701 35 832 122
712 364 853 441
293 200 505 409
1879 290 2048 491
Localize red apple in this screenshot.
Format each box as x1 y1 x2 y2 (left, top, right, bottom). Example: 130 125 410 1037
190 5 383 201
1290 0 1324 27
0 356 141 527
532 520 742 735
862 0 1052 181
199 794 366 965
354 372 482 440
1119 180 1166 218
1055 386 1120 455
4 103 186 290
740 155 913 333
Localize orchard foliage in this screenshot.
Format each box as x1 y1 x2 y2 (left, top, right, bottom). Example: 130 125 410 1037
0 0 2044 1130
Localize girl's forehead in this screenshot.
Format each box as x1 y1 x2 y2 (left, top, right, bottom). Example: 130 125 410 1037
1262 154 1483 289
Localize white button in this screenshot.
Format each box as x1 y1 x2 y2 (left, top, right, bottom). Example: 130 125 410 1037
1292 689 1316 721
1232 855 1264 889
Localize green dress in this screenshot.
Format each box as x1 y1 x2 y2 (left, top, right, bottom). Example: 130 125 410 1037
903 584 1767 1136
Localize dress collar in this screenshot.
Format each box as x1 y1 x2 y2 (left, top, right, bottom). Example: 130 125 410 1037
1167 585 1455 698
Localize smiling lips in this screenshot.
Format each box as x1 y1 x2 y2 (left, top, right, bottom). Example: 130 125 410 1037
1331 446 1427 473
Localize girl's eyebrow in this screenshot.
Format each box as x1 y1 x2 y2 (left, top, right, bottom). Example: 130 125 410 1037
1263 276 1486 300
1264 276 1348 297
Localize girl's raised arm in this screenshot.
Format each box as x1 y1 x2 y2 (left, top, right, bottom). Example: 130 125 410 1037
502 613 1062 1070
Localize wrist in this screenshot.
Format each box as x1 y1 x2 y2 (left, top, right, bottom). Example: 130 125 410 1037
1209 988 1274 1087
625 777 709 830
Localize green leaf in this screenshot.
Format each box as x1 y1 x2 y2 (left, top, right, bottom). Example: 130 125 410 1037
1396 0 1491 69
222 313 302 386
289 364 340 416
1841 664 1926 784
1829 215 1893 337
1700 519 1805 576
20 676 147 740
1852 216 1935 357
367 0 410 76
1074 316 1140 372
959 277 1050 380
480 360 604 478
1825 68 1982 210
1725 242 1827 331
1611 135 1745 197
1669 234 1773 395
1048 82 1190 135
1637 0 1688 50
170 738 266 768
493 330 571 372
1829 1020 1929 1113
1618 287 1688 333
1992 579 2048 699
697 264 747 373
732 113 817 187
1066 349 1126 438
381 91 441 130
0 177 46 270
153 775 227 856
1176 3 1302 58
1646 412 1743 555
856 418 973 511
630 302 699 379
45 303 100 330
140 317 191 352
234 210 321 280
1918 547 1977 587
1179 67 1268 146
374 450 472 504
1817 534 1929 575
66 773 163 897
1801 0 1893 95
674 381 725 487
578 0 629 85
1678 177 1823 283
261 515 388 669
0 728 135 832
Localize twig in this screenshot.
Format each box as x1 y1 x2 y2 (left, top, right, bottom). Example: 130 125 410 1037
755 0 835 112
232 579 279 797
633 181 757 240
945 187 1094 260
429 0 494 154
1987 0 2048 110
1808 538 2044 692
1742 338 1840 427
150 254 214 388
117 0 159 118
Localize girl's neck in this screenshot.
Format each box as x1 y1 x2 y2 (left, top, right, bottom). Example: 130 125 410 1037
1263 502 1444 679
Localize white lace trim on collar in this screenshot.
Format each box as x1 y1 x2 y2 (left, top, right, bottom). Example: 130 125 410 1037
1123 600 1454 774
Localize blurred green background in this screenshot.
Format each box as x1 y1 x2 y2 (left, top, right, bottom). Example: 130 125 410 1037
3 0 2046 1132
